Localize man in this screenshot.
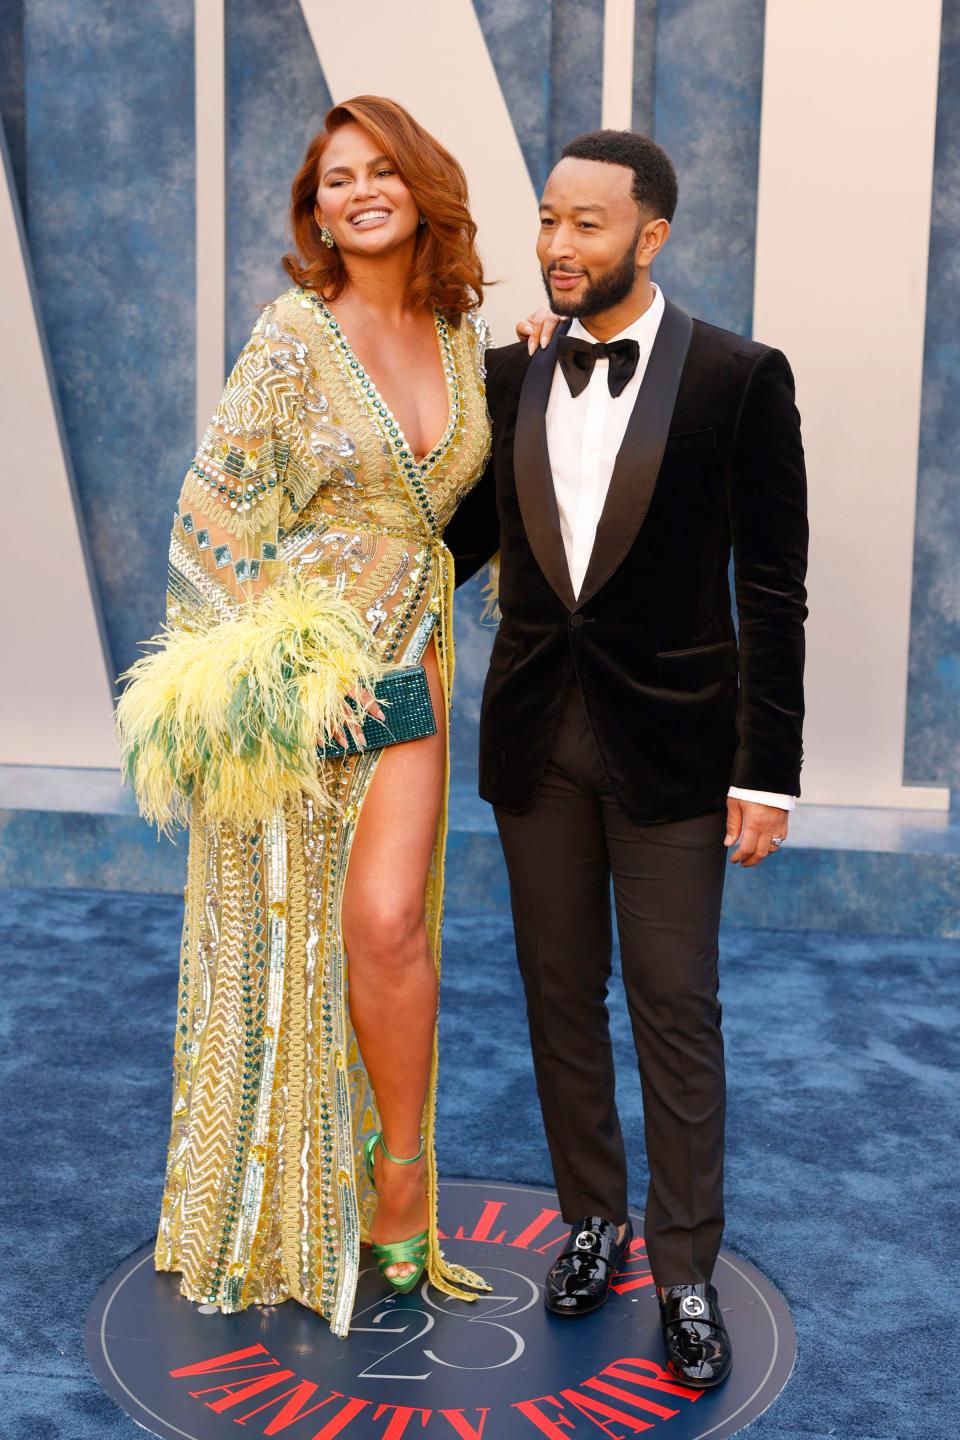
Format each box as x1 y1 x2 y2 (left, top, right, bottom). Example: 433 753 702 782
444 129 807 1387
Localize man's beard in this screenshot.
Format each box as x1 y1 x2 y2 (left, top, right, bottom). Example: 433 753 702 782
542 237 639 319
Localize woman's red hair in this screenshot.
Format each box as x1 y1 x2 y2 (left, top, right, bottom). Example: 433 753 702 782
282 96 485 322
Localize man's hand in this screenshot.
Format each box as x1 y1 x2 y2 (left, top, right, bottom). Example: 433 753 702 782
724 797 788 867
516 306 562 355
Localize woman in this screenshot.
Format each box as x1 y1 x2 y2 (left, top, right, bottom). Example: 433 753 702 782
118 96 521 1338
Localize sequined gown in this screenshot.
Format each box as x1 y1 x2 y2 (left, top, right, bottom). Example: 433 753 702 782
145 287 491 1337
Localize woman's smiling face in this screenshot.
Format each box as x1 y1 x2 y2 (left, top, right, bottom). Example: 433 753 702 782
315 123 420 258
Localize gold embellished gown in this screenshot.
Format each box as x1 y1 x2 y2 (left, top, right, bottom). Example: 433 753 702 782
119 286 492 1337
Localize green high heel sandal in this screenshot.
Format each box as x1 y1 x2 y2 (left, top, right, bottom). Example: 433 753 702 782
364 1131 429 1295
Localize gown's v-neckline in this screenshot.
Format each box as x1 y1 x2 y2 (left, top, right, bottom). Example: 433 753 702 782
308 291 460 477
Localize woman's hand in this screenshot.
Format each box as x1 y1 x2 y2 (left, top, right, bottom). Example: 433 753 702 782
331 686 385 751
516 306 562 356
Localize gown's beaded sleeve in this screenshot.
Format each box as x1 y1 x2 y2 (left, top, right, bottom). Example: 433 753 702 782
124 289 493 1335
170 302 322 608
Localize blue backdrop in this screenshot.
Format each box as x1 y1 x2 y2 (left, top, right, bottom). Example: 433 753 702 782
1 0 957 789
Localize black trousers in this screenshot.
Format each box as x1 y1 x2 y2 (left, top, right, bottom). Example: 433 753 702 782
494 682 728 1284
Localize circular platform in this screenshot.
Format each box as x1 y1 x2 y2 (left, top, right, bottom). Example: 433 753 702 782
85 1180 795 1439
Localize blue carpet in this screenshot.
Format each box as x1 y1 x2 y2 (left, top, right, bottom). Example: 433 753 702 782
0 887 958 1439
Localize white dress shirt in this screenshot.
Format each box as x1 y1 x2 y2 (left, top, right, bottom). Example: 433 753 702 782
544 284 795 814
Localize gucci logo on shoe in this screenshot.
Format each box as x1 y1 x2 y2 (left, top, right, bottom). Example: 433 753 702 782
680 1294 706 1318
575 1230 598 1251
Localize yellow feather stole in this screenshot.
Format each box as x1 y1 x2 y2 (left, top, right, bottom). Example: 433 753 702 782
115 575 383 832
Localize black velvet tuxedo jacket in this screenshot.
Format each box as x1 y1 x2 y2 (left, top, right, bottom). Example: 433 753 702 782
443 299 809 825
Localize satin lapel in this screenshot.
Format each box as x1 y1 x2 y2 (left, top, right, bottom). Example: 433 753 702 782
577 298 694 607
512 326 576 610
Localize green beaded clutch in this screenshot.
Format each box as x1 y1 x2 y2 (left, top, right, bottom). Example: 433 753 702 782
319 663 437 759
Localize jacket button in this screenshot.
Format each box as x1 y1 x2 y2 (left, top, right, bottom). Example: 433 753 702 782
569 614 585 630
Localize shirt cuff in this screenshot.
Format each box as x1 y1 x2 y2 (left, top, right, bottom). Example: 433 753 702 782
727 786 796 812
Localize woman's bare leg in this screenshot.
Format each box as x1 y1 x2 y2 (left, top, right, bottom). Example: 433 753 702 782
341 635 446 1278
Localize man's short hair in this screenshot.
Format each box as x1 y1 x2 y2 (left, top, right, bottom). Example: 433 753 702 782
560 130 678 222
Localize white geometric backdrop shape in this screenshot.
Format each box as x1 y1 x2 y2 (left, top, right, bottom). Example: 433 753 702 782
0 129 117 767
754 0 948 808
1 0 950 810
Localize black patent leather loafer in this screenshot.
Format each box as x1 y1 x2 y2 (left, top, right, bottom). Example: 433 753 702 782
544 1216 633 1317
658 1282 732 1387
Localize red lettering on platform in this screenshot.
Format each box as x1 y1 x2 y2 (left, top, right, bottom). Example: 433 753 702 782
509 1208 562 1249
372 1403 432 1438
170 1350 373 1439
454 1200 508 1244
608 1273 655 1295
602 1359 701 1403
608 1275 654 1294
189 1371 296 1413
513 1356 703 1436
561 1387 656 1435
310 1396 373 1438
534 1230 573 1255
230 1381 345 1433
169 1343 278 1378
582 1379 676 1421
439 1409 490 1439
608 1238 654 1295
513 1396 576 1438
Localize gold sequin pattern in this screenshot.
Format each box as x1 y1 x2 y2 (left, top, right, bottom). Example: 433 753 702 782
154 287 492 1333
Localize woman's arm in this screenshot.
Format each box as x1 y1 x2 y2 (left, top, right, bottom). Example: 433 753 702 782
443 332 501 589
116 301 382 831
169 301 321 614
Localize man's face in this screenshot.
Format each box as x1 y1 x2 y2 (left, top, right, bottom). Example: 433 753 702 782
537 156 644 318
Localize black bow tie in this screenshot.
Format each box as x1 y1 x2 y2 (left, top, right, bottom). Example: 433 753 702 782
557 333 640 399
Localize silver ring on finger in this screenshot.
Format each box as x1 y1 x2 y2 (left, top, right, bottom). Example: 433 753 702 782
771 836 785 848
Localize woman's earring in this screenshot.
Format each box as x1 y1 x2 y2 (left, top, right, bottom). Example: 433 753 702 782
419 214 426 226
320 225 335 248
